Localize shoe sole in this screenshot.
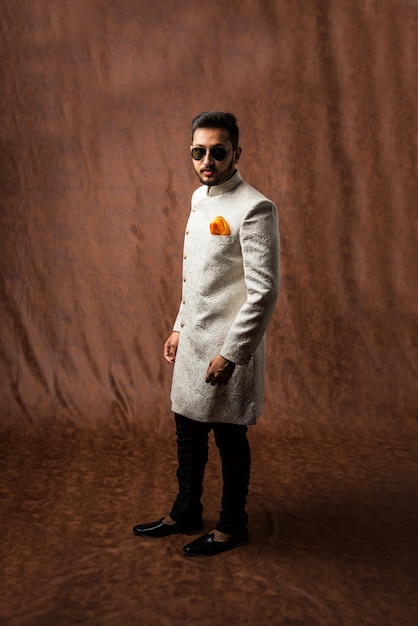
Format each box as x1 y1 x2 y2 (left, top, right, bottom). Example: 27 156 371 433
183 537 249 557
133 527 203 538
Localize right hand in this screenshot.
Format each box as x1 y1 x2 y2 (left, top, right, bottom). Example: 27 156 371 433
164 331 180 363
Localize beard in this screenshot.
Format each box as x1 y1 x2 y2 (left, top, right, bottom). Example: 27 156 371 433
195 161 236 187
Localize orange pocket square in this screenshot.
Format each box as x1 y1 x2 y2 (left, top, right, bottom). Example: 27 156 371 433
210 216 230 236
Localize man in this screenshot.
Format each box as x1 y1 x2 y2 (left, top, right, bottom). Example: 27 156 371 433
133 111 280 556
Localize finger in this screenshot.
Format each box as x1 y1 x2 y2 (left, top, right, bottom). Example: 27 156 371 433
164 345 176 363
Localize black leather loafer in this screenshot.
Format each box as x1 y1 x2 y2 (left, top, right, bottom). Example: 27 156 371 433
183 528 249 556
133 518 203 538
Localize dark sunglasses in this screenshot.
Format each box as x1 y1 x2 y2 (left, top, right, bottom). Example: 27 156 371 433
190 146 234 162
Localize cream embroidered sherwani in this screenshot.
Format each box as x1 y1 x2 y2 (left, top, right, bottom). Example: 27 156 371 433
171 171 280 425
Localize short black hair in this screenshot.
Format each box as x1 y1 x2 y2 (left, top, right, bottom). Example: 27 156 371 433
191 111 239 148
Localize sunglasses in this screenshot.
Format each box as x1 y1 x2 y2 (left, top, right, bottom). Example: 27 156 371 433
190 146 234 162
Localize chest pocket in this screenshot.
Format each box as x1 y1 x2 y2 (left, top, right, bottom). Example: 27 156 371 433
208 235 234 245
206 235 240 263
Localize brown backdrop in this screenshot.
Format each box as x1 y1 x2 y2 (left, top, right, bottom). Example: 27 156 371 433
1 1 417 624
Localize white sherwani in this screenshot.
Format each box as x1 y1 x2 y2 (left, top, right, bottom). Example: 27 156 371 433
171 171 280 425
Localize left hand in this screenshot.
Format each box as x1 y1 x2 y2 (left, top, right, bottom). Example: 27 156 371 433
205 355 235 386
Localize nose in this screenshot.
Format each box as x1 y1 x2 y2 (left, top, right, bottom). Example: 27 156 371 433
202 149 214 166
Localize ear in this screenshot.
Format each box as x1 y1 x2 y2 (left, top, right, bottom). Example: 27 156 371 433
233 147 242 164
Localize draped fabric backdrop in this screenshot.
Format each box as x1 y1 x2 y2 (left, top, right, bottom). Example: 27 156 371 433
1 1 417 625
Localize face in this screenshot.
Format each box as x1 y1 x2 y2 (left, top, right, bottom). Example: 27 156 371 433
190 127 241 187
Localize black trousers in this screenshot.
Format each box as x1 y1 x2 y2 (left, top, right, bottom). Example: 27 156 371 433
169 413 251 535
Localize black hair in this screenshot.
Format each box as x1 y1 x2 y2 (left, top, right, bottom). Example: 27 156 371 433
191 111 239 148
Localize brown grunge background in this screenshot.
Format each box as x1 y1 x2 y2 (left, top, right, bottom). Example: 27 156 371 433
1 1 417 624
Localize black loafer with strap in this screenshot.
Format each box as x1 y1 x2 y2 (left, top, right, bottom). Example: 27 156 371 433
133 518 203 538
183 528 249 556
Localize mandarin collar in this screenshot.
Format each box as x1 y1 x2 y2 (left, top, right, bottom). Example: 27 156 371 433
206 171 242 197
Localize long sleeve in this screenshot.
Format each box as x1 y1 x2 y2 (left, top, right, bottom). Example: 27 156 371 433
220 200 280 365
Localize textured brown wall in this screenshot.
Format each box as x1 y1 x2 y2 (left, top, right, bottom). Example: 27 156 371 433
1 0 417 433
1 4 418 625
